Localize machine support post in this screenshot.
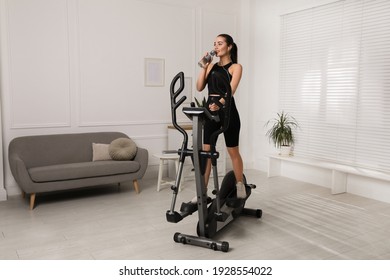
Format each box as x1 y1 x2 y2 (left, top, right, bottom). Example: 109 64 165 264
192 114 208 237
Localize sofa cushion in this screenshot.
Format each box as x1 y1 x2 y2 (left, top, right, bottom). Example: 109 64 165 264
28 161 140 183
109 138 137 160
92 143 112 161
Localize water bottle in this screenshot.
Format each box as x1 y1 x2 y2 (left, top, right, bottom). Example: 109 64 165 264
198 50 216 68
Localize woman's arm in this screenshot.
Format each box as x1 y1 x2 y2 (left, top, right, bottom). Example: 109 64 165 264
229 63 243 95
196 63 213 92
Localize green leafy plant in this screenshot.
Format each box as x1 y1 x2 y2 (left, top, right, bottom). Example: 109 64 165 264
194 96 207 107
265 111 299 148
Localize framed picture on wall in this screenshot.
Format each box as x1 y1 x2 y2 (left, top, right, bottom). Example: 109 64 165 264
144 58 165 87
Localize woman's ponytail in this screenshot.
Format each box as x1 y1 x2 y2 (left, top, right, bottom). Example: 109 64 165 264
231 42 238 64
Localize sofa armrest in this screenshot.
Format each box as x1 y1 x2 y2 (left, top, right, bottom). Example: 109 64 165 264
133 147 149 179
9 154 34 193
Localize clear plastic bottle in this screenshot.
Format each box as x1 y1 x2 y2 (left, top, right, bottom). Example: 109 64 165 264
198 50 216 68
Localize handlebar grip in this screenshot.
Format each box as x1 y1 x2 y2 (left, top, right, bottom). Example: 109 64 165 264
170 72 185 100
170 71 189 150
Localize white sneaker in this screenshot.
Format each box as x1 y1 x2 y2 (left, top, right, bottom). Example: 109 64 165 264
236 182 247 199
190 195 198 204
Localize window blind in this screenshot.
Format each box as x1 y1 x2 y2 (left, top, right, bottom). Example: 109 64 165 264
280 0 390 172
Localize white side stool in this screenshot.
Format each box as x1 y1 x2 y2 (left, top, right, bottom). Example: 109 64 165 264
153 153 180 192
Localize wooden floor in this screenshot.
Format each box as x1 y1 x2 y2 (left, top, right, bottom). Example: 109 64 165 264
1 169 390 260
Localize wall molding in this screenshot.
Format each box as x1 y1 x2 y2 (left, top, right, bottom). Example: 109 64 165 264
131 134 166 141
11 122 71 129
78 119 171 127
7 0 72 129
1 0 8 201
78 118 190 127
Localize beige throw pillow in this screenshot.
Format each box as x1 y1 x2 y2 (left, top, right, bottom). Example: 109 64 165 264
109 138 137 160
92 143 111 161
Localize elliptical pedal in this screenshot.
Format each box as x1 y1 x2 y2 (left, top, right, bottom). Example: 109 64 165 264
215 211 229 222
225 198 245 208
180 197 213 214
166 211 183 223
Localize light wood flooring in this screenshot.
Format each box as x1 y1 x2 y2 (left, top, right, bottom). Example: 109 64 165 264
1 169 390 260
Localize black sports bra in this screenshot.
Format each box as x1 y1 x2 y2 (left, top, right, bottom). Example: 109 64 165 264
207 62 233 95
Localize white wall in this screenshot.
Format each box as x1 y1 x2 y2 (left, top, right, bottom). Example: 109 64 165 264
251 0 390 204
1 0 389 204
0 0 242 196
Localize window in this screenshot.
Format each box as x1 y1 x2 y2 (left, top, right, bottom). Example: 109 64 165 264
280 0 390 172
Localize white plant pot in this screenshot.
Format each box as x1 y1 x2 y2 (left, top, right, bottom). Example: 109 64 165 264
279 146 292 157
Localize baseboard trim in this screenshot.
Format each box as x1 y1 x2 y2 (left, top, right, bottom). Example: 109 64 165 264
0 186 7 201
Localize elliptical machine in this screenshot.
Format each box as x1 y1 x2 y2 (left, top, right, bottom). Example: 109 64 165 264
166 71 262 252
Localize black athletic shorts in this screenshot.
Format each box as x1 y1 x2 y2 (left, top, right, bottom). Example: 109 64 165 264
203 96 241 147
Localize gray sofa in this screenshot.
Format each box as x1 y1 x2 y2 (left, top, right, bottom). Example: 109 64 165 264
8 132 148 209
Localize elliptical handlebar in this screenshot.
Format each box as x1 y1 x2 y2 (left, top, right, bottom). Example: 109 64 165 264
170 72 189 151
169 70 233 155
170 70 232 152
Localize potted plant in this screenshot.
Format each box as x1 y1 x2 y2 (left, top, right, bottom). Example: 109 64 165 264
194 96 207 107
265 111 299 156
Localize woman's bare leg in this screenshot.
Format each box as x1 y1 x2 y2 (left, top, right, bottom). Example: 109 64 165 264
227 146 246 198
227 146 243 182
191 144 211 203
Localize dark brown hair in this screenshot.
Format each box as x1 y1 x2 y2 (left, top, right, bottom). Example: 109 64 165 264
218 34 238 63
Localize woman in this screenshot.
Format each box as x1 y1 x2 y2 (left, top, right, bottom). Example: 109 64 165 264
194 33 246 202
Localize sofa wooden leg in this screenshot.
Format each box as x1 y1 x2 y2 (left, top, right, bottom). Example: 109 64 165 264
133 180 140 194
30 193 36 210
